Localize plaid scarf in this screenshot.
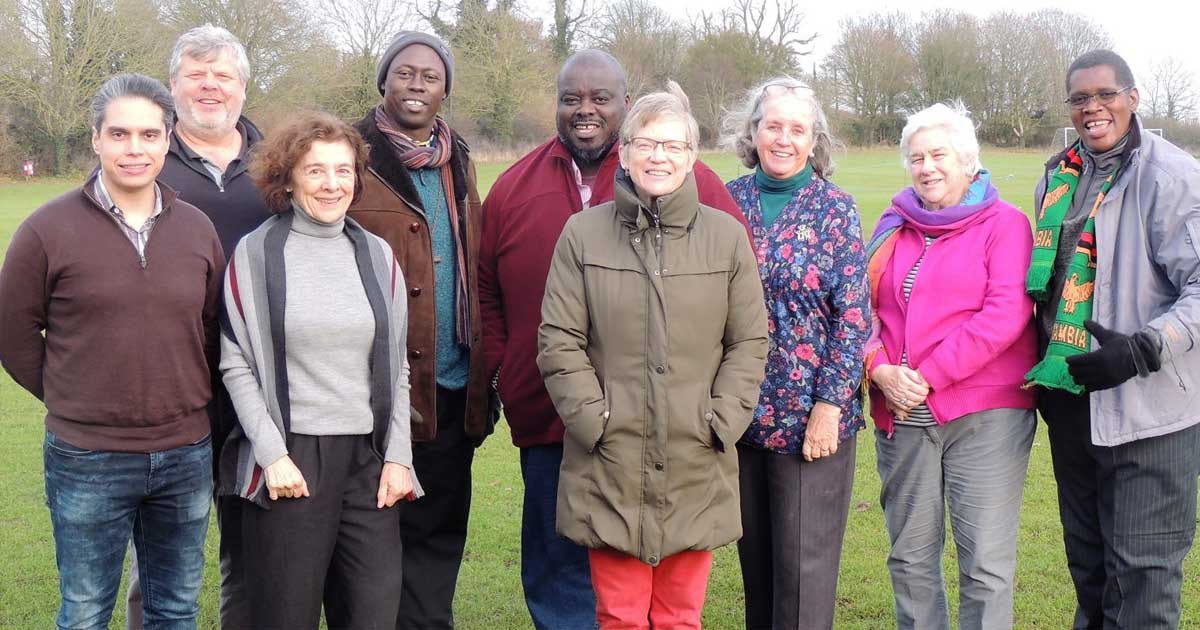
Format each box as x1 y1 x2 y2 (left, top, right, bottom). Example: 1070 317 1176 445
1025 143 1120 394
374 107 471 345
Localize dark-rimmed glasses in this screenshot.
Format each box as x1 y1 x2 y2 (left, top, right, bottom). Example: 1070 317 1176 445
1064 86 1133 109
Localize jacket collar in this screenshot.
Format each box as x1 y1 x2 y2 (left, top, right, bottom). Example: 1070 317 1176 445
614 167 700 231
168 115 262 180
81 170 180 215
355 106 470 211
1044 112 1143 171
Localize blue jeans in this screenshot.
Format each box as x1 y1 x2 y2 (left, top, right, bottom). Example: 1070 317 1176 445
520 444 598 630
44 431 212 630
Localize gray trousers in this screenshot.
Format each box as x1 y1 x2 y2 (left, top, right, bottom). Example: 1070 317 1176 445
875 408 1036 630
737 437 857 630
1043 392 1200 630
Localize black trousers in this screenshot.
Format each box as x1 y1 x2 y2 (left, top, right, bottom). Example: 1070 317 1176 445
396 386 475 630
1043 391 1200 630
243 433 403 630
736 437 857 630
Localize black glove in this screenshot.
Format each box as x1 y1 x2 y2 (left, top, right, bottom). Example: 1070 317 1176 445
1065 320 1162 392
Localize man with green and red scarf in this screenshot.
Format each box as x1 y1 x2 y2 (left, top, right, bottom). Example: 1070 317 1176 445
1028 49 1200 629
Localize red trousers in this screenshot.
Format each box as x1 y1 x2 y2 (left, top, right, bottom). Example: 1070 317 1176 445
588 548 713 630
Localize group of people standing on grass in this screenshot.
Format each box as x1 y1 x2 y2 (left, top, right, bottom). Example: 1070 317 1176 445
0 20 1197 630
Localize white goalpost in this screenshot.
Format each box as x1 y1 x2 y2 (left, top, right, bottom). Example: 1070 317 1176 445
1060 127 1164 148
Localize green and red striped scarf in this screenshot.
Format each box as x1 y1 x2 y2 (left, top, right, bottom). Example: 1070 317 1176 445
1025 143 1120 394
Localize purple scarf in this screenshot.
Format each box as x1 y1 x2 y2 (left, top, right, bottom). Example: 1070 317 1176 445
866 170 998 255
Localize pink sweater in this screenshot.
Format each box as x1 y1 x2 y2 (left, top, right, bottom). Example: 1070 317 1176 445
868 199 1037 434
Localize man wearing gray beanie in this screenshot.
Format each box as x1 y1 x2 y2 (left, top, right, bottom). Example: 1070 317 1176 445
348 30 496 630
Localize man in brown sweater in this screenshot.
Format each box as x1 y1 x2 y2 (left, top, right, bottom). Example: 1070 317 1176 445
0 73 223 629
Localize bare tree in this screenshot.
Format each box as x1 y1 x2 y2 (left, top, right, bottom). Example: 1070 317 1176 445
550 0 591 62
452 7 555 141
322 0 415 60
1145 56 1196 122
590 0 687 99
694 0 815 72
823 12 914 143
0 0 170 173
911 10 986 114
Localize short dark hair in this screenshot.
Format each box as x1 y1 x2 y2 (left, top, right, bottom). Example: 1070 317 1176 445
1066 49 1136 93
91 73 175 132
249 112 370 214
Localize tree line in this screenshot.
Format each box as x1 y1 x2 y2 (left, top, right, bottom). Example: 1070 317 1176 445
1 0 1197 176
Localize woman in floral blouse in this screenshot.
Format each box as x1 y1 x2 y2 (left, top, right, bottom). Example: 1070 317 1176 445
722 77 869 630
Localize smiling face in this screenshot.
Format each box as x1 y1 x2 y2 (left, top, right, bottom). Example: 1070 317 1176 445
1068 64 1138 154
619 116 696 200
91 96 169 198
755 95 815 179
907 126 972 211
290 140 356 224
170 49 246 135
382 44 446 141
556 60 628 168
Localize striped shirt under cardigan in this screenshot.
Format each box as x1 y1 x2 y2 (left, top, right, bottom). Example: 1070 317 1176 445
218 210 423 506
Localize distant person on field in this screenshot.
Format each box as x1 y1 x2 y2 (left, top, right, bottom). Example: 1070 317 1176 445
22 159 34 180
123 23 272 630
221 111 421 629
346 30 497 629
864 102 1038 630
537 82 768 629
1029 49 1200 630
721 77 870 630
0 73 223 630
478 49 750 629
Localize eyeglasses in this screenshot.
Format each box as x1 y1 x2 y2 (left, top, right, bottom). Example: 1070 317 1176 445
627 137 692 158
763 83 809 97
1064 86 1132 109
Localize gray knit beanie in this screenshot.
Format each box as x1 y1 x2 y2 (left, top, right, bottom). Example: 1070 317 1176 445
376 31 454 96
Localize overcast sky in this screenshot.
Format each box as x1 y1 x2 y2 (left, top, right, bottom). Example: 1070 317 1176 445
651 0 1198 100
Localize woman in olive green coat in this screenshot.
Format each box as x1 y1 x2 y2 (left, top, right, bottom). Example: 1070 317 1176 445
537 82 768 629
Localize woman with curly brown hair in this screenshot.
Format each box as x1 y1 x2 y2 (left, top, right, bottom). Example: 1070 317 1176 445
218 111 422 629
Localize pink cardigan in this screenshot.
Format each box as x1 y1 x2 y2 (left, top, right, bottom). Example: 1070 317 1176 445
868 200 1037 434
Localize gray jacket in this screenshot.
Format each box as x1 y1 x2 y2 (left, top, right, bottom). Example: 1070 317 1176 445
1035 119 1200 446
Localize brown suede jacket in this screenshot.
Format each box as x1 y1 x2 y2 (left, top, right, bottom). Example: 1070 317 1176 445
348 108 492 442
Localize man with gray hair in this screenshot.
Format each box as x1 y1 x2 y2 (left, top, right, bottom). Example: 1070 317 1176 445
0 72 223 630
124 23 271 630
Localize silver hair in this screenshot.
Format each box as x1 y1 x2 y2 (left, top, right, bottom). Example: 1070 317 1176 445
899 102 982 176
91 73 175 132
169 24 250 83
720 76 839 177
619 80 700 154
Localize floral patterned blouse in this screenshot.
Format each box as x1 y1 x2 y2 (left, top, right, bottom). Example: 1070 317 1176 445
727 174 870 454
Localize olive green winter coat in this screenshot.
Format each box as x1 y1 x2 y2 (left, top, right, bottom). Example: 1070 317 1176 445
537 170 768 566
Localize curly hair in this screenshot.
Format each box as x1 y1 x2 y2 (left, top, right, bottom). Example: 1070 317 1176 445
719 76 839 177
249 111 370 214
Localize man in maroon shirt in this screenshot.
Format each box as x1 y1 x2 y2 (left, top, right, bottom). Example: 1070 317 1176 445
478 50 750 629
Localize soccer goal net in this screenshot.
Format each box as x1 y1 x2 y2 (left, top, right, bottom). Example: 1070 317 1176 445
1059 127 1163 148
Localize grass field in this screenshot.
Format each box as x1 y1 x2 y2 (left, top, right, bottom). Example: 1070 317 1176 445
1 147 1198 629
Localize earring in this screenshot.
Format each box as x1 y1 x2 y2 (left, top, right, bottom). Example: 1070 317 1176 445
286 187 293 192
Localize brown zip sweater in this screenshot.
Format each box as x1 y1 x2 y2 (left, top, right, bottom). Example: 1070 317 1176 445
0 173 224 452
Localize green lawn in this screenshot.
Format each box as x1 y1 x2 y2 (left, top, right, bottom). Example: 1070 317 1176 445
1 147 1197 628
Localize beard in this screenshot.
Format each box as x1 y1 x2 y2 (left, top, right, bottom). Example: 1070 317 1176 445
178 103 238 134
558 132 617 170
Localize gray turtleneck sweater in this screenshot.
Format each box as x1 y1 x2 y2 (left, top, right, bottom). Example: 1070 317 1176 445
281 205 378 442
1038 136 1128 347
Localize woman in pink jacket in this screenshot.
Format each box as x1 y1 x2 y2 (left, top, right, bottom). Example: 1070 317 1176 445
864 103 1037 630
